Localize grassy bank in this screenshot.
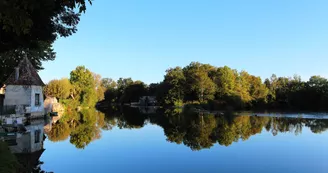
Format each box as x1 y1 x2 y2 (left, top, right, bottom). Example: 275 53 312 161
0 142 19 173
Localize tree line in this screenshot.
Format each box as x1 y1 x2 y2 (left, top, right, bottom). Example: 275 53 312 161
44 66 105 108
101 62 328 111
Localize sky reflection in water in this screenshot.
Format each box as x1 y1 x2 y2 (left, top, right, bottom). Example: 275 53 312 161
40 107 328 173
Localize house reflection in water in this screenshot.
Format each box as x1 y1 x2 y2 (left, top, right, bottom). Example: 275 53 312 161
3 119 49 172
8 119 45 153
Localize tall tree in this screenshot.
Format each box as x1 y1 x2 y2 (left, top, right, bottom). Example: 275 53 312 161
44 78 73 100
248 75 268 106
163 67 186 105
70 66 97 106
101 78 117 89
183 62 216 102
214 66 238 98
93 73 106 101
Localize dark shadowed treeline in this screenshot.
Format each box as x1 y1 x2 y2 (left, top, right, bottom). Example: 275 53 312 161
102 62 328 111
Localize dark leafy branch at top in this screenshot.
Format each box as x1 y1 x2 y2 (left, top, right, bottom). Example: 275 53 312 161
0 0 92 85
0 0 92 52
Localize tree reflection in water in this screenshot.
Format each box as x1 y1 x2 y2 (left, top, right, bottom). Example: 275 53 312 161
46 106 328 151
98 107 328 151
46 108 106 149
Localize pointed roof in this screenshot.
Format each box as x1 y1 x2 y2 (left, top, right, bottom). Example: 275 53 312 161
4 57 45 86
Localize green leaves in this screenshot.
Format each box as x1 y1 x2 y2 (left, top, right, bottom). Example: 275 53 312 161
69 66 98 107
44 78 72 99
0 0 91 54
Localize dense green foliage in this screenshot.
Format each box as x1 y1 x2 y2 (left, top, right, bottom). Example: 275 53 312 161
44 78 73 100
103 78 149 104
43 66 105 108
0 0 91 53
102 62 328 111
0 0 91 86
70 66 97 106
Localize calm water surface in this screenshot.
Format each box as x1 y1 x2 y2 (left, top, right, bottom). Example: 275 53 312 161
35 107 328 173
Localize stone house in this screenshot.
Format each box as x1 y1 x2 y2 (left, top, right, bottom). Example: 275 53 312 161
2 57 45 117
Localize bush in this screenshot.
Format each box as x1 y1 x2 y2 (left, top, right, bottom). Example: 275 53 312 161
173 99 184 107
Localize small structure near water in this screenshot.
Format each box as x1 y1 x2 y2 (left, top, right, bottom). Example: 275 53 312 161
1 57 45 118
139 96 157 106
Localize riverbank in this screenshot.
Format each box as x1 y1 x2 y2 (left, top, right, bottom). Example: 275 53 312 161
0 142 19 173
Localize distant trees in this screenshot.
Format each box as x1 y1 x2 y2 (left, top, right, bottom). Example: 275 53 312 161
119 81 148 103
70 66 98 106
102 78 149 104
101 61 328 111
93 73 106 101
162 67 185 106
44 78 72 100
43 66 105 108
263 75 328 110
101 78 117 89
183 62 216 102
153 62 270 109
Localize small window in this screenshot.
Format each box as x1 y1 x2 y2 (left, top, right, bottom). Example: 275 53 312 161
35 130 41 143
35 93 40 106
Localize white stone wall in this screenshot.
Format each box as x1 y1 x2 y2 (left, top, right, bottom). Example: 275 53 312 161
30 85 45 114
4 85 31 106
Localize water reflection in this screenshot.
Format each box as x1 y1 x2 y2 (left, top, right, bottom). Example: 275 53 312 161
97 107 328 150
45 109 105 149
1 119 50 173
2 107 328 172
43 106 328 151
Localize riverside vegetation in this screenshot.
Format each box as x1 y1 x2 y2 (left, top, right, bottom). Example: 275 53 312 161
101 62 328 111
43 62 328 112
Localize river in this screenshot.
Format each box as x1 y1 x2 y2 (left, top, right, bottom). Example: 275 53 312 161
8 107 328 173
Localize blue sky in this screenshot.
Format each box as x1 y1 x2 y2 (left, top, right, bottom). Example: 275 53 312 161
39 0 328 84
